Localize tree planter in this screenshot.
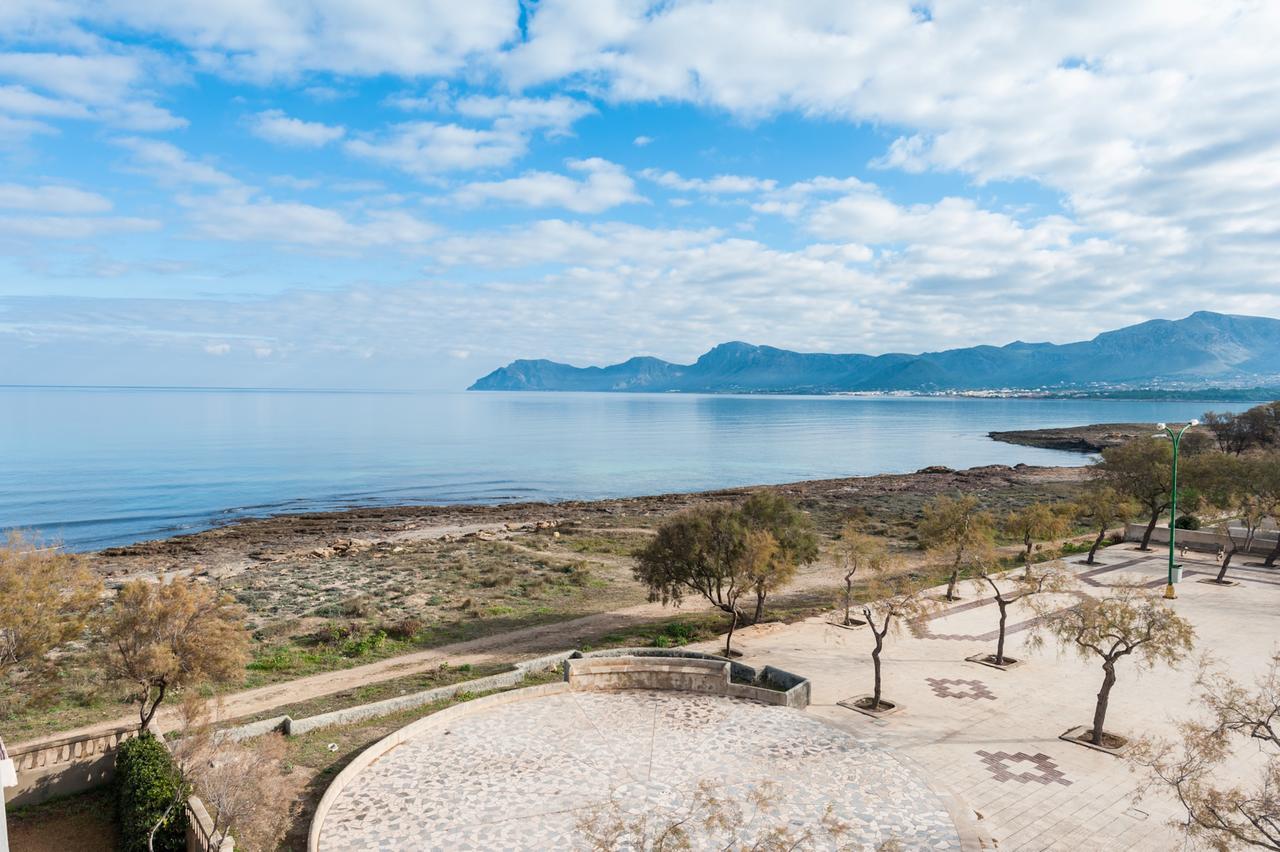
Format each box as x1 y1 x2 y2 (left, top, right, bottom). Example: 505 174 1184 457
1196 578 1239 587
838 695 903 718
966 652 1023 671
1059 725 1129 756
829 619 867 631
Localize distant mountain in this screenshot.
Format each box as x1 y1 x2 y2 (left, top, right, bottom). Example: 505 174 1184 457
469 312 1280 394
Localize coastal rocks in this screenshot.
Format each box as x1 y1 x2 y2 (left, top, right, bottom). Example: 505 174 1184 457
916 465 955 475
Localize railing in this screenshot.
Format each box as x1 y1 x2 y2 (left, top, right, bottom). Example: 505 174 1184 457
4 723 140 807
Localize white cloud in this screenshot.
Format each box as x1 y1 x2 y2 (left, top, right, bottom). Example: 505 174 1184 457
633 135 653 147
115 137 241 188
77 0 519 80
348 94 593 177
249 109 345 147
184 196 437 249
452 158 641 213
641 169 777 194
0 184 112 213
0 215 160 239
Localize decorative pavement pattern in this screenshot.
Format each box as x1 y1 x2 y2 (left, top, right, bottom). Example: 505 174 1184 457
318 689 962 851
925 677 996 701
975 750 1072 786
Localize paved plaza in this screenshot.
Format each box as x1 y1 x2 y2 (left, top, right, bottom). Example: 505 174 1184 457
316 545 1278 850
319 689 962 850
724 546 1280 851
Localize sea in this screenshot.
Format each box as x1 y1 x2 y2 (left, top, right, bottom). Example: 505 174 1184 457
0 387 1253 552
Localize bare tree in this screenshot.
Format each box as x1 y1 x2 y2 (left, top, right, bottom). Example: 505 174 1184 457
1034 585 1194 747
634 507 778 657
917 494 996 601
158 695 297 852
576 778 861 851
101 577 250 729
972 561 1074 667
1002 502 1071 573
0 532 101 680
856 562 936 712
1131 654 1280 851
835 522 887 626
1074 486 1140 564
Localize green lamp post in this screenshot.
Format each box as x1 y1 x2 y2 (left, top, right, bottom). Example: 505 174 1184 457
1156 420 1198 600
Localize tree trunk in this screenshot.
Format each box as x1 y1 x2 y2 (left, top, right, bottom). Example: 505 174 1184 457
1139 508 1160 551
1087 527 1106 564
1091 662 1117 745
844 576 853 625
1265 536 1280 568
1216 545 1236 583
724 607 739 657
753 590 765 624
994 598 1009 665
139 680 166 731
871 633 884 709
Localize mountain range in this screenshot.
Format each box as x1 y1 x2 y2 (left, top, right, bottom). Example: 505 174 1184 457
469 312 1280 394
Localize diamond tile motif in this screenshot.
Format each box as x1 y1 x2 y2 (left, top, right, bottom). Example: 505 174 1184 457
975 750 1072 786
926 677 996 701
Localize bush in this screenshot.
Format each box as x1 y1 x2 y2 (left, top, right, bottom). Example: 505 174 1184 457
1175 515 1202 530
385 617 424 640
115 733 187 852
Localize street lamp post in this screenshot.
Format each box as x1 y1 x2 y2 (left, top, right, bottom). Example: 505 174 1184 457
1156 420 1198 600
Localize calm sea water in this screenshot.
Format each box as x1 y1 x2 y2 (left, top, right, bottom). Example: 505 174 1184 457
0 388 1251 551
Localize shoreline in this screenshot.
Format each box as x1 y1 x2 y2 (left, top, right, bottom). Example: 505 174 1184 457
987 422 1152 453
86 461 1088 576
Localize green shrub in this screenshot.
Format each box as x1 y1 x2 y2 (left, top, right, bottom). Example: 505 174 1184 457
1175 515 1202 530
115 733 187 852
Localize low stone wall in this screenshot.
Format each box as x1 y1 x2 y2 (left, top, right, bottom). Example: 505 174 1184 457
565 654 809 709
1124 523 1279 555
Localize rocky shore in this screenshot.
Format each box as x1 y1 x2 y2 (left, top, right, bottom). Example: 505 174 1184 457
987 423 1151 453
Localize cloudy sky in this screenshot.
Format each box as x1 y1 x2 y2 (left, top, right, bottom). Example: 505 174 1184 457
1 1 1278 390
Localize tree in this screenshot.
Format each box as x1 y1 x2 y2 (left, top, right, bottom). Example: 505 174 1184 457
856 561 935 711
1095 438 1176 551
1190 451 1280 583
101 577 250 730
835 522 887 626
738 492 818 622
634 506 777 657
167 696 297 852
1131 654 1280 851
1001 502 1071 572
917 494 996 601
1035 585 1194 747
1074 485 1140 564
973 561 1074 667
0 532 101 686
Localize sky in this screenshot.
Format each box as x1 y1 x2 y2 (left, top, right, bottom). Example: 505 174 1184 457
1 1 1278 390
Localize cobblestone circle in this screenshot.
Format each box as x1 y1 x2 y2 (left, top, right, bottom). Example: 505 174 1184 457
318 689 961 850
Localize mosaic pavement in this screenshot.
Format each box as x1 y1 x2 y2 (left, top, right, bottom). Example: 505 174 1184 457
318 689 962 851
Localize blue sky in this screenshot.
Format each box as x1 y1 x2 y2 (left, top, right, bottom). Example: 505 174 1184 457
1 1 1278 389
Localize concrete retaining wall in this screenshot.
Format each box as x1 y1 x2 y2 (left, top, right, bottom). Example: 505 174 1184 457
4 723 138 808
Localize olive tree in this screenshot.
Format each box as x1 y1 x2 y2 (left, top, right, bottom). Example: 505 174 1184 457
973 561 1074 667
1002 502 1071 572
1095 439 1176 551
1131 654 1280 851
917 494 996 601
634 506 778 657
738 492 818 623
1074 486 1140 564
101 577 250 730
1035 585 1194 747
0 532 101 681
